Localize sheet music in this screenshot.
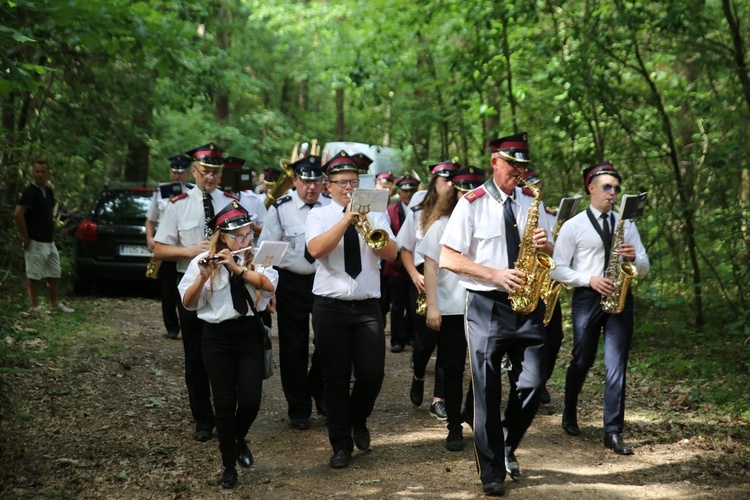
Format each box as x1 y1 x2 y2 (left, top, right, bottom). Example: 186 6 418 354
620 192 647 220
556 194 583 222
349 188 389 214
252 241 289 269
159 182 184 199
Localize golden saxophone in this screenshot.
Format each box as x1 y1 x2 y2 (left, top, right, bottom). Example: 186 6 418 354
601 207 638 314
540 216 566 325
509 177 556 314
415 292 427 316
145 255 161 279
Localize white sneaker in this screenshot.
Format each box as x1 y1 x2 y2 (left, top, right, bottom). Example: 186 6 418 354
56 303 75 313
31 305 47 314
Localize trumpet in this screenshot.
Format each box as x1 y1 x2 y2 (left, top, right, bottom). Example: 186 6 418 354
347 194 390 250
199 245 254 265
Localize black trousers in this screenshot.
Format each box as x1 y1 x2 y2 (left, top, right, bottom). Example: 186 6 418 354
564 287 634 434
466 290 547 486
159 260 180 335
544 302 564 382
409 267 444 398
439 314 467 432
386 275 412 347
176 280 214 433
202 316 264 468
276 268 323 420
312 297 385 453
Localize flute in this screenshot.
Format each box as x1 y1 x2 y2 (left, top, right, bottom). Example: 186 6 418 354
199 245 254 265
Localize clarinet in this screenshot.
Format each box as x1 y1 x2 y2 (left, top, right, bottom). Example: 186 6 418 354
202 188 214 239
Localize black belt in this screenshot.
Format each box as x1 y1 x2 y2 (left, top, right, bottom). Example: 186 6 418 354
275 267 315 281
313 295 379 306
468 289 510 303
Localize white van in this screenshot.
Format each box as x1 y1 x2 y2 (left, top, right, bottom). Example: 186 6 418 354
321 142 405 177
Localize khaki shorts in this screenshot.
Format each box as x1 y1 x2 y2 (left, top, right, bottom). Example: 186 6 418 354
24 240 62 281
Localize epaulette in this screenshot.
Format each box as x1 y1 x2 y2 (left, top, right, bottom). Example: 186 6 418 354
223 191 239 200
170 192 189 203
545 206 558 216
186 183 196 190
464 186 486 203
410 205 423 213
273 195 292 208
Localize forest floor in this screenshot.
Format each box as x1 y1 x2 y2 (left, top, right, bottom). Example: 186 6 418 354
1 295 749 499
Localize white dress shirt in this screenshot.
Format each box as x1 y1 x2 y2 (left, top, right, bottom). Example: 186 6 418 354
154 187 235 273
239 190 268 227
396 206 426 266
259 190 331 275
440 180 553 293
178 252 279 323
305 200 395 300
417 216 465 315
146 182 193 223
550 206 649 288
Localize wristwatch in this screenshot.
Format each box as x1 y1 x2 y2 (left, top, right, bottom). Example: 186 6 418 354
238 266 248 278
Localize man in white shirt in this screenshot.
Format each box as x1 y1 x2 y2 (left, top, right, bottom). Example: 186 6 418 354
259 155 330 430
305 150 397 469
550 162 649 455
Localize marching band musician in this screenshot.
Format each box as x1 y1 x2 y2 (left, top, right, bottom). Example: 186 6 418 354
179 202 278 489
154 142 238 443
383 173 419 353
550 162 649 455
145 155 194 340
439 132 553 496
258 154 330 430
399 160 458 421
417 166 484 452
305 151 397 469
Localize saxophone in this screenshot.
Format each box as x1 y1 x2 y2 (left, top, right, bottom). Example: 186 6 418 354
601 209 638 314
509 177 556 314
145 256 162 279
540 218 566 325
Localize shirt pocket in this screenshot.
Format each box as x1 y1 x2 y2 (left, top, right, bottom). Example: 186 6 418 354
473 225 504 263
178 218 202 243
283 224 306 250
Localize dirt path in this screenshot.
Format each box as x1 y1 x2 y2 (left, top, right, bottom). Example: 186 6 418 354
1 296 749 499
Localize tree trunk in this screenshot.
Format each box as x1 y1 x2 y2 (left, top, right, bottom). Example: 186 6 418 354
335 87 344 140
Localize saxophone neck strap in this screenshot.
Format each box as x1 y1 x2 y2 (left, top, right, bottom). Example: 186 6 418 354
586 208 612 272
483 179 513 205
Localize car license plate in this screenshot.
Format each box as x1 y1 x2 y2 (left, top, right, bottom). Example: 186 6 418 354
119 244 151 257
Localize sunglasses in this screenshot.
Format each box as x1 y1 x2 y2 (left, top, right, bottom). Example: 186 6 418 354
602 184 622 194
224 232 253 243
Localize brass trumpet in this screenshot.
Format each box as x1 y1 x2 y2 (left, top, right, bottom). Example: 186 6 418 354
348 194 389 250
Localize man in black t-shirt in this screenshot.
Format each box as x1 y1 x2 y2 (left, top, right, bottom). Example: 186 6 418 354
13 160 74 313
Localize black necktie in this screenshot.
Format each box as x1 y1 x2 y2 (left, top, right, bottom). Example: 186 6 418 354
602 212 613 271
228 258 250 315
397 203 405 227
202 188 215 239
504 196 520 269
304 203 316 264
343 209 362 279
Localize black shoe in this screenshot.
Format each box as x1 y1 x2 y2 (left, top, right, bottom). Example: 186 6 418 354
445 427 464 451
193 429 212 442
166 330 179 339
430 400 447 421
539 386 551 405
329 449 352 468
505 452 520 479
390 343 404 353
604 432 634 455
410 377 424 407
562 407 580 436
219 467 237 489
290 418 310 430
482 481 505 496
353 424 371 451
237 439 253 468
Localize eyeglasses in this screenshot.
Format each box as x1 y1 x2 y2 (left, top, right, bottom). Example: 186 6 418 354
329 179 360 188
602 184 622 194
224 232 253 242
298 178 324 186
193 166 222 178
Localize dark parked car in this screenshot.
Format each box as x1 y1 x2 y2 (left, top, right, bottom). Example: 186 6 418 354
74 187 156 294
